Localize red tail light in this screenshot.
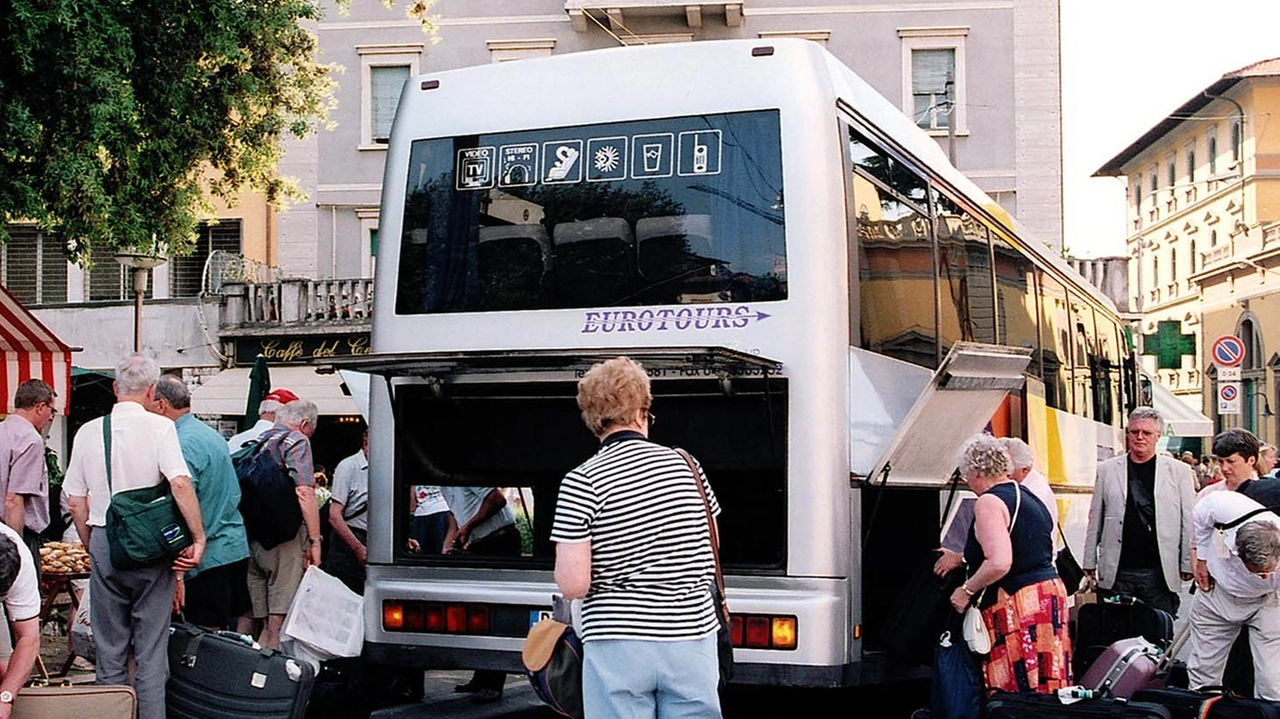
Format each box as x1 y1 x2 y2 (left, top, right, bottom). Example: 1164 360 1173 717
726 612 797 650
446 605 467 633
467 605 491 634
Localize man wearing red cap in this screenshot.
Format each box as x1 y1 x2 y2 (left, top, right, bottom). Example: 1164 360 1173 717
228 388 299 453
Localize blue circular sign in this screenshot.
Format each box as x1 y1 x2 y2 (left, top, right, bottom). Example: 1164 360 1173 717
1213 335 1246 368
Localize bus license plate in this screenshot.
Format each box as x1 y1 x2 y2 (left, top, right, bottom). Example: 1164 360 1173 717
530 609 552 627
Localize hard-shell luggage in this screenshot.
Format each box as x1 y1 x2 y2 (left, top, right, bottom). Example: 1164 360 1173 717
984 691 1172 719
13 684 136 719
167 622 315 719
1082 637 1163 699
1132 687 1280 719
1074 596 1175 676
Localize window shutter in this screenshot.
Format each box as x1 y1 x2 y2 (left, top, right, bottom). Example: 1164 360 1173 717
911 48 954 94
170 220 242 298
371 66 410 142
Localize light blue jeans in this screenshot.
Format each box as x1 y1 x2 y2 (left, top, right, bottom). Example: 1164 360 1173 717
582 633 722 719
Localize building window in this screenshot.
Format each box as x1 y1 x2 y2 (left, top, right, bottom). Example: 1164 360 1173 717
1149 168 1158 200
1187 147 1196 183
170 220 242 298
1134 178 1143 212
486 39 556 63
1167 159 1176 194
1208 132 1218 175
1212 229 1218 247
357 44 423 149
910 48 954 129
899 27 968 134
1190 239 1197 273
1232 120 1242 163
88 248 152 302
1170 248 1177 282
1153 255 1159 286
0 226 67 305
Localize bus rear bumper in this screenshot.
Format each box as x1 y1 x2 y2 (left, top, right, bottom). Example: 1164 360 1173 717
363 643 923 689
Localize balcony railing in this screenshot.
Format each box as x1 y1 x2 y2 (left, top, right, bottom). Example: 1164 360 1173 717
220 278 374 329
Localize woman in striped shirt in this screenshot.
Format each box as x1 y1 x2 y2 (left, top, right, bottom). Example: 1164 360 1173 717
552 357 723 719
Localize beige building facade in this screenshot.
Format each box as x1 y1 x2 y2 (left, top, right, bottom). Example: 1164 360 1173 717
1097 58 1280 446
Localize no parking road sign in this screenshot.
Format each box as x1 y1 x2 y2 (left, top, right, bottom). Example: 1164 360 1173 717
1212 335 1246 368
1219 382 1242 415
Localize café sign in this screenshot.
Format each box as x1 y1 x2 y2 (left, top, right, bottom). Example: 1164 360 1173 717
234 334 371 366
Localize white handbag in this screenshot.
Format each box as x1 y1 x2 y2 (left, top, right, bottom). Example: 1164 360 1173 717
962 604 990 654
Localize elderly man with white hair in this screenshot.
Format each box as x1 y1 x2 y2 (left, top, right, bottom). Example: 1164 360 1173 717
1082 406 1196 617
227 387 299 453
64 354 207 719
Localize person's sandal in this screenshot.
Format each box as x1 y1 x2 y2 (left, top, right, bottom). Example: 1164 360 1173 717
471 688 503 704
453 681 482 694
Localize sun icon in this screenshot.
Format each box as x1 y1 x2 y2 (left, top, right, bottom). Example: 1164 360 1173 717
594 145 620 173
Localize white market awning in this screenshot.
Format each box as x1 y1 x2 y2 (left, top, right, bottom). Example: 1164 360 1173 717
191 365 358 417
1142 369 1213 437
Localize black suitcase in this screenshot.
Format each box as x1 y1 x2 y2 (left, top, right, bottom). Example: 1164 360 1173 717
1132 687 1280 719
1074 596 1175 676
167 622 316 719
985 692 1172 719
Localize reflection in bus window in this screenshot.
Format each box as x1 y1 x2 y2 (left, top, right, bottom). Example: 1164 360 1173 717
1039 272 1072 412
477 226 550 310
993 234 1041 376
934 192 995 351
395 111 786 314
1071 295 1096 420
850 130 938 369
554 218 635 307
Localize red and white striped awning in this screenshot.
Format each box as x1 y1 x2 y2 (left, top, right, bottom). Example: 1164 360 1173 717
0 284 72 414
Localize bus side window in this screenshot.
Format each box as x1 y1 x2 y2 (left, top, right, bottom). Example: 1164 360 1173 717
933 190 995 352
993 233 1041 377
1038 271 1072 413
848 128 939 369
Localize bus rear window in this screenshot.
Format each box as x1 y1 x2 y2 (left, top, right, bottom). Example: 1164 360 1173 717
395 111 786 314
393 378 788 571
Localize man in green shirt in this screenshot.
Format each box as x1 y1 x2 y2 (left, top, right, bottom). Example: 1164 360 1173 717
152 375 251 629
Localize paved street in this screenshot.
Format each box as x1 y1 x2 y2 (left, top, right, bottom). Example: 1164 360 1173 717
373 671 929 719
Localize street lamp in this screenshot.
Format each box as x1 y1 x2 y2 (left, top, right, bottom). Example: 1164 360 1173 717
114 252 167 353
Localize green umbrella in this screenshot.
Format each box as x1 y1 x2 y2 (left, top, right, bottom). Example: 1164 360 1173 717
242 354 271 431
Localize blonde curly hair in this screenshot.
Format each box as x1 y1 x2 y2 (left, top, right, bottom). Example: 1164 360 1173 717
958 433 1011 481
577 357 652 437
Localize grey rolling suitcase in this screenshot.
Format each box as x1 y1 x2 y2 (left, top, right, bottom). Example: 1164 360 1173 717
167 622 315 718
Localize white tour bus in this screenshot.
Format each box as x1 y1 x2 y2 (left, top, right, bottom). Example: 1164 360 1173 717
327 39 1136 687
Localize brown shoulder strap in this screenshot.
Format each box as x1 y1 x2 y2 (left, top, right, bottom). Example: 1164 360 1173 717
675 448 725 597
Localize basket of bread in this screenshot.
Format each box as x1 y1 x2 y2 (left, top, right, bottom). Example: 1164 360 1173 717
39 541 91 575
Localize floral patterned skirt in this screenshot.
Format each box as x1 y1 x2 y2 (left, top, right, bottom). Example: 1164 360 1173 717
980 577 1073 694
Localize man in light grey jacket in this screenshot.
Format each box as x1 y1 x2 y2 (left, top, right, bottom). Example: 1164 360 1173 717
1082 407 1197 616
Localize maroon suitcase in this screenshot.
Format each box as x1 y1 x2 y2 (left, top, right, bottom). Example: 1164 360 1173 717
1081 636 1163 699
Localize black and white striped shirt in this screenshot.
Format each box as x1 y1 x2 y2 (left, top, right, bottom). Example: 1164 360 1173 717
551 432 722 642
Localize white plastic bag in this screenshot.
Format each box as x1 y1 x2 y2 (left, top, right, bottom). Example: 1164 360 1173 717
280 566 364 660
69 583 96 663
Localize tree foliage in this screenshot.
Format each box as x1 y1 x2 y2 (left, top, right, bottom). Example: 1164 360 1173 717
0 0 435 265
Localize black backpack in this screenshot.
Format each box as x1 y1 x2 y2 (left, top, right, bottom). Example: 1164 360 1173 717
233 436 304 549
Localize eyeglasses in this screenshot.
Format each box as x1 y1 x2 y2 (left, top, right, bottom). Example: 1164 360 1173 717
646 411 656 427
1126 429 1157 438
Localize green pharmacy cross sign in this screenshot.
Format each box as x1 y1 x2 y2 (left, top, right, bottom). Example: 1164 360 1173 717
1142 320 1196 370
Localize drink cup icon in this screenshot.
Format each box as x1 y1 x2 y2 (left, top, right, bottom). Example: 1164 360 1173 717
643 144 663 173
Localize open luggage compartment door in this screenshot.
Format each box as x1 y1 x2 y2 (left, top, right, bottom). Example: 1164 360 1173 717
860 342 1032 488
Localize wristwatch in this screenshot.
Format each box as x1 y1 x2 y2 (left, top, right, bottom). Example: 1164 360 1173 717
1 689 14 703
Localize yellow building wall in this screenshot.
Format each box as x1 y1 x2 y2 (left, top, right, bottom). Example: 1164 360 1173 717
202 171 275 267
